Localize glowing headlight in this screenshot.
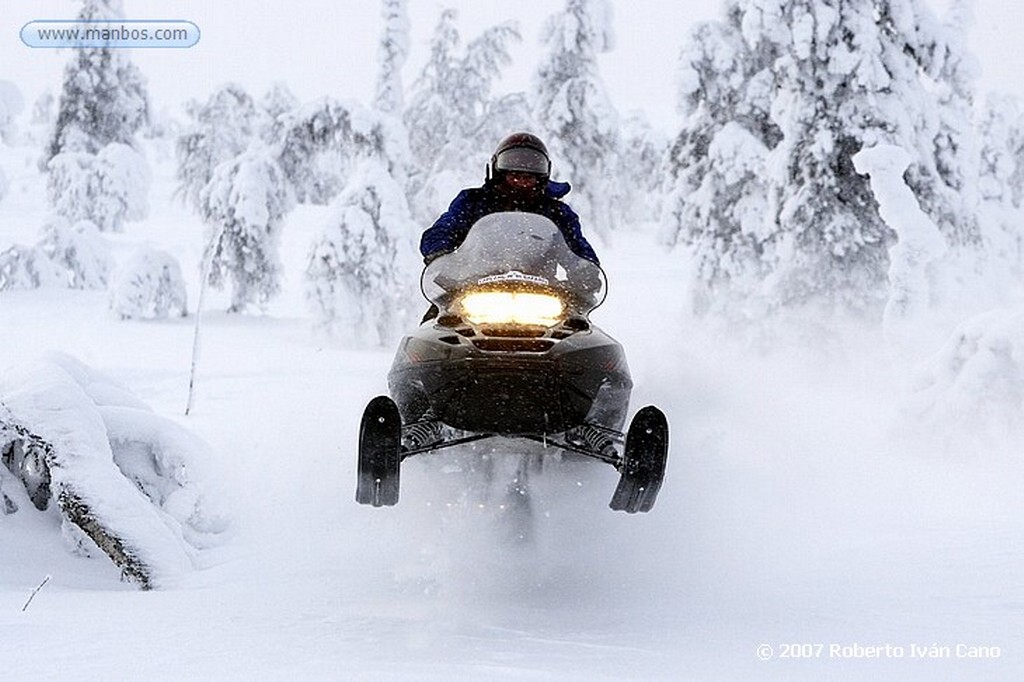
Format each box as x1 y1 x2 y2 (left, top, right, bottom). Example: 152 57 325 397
459 291 564 326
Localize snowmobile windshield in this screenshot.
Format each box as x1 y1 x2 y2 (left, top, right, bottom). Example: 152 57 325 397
421 212 607 320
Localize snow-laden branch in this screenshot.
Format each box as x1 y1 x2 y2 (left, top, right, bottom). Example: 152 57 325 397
854 144 948 354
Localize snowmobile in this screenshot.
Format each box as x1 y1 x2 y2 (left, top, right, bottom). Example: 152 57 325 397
356 212 668 513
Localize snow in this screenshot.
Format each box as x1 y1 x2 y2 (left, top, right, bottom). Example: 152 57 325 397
2 170 1023 677
1 357 193 587
1 2 1023 679
907 308 1024 450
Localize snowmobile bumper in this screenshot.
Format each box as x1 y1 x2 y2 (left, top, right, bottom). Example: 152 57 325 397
387 325 631 436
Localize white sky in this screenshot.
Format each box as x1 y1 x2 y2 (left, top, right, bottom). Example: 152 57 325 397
2 1 1023 132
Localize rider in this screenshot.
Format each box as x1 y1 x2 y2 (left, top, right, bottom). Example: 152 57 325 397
419 132 599 265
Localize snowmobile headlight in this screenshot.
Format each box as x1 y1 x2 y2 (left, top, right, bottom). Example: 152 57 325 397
459 291 564 327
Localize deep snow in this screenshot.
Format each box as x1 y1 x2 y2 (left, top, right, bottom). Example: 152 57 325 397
3 0 1024 672
2 133 1022 679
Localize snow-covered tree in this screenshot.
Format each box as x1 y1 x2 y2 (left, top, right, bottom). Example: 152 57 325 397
47 142 150 231
618 112 669 224
978 95 1024 208
31 89 55 127
908 0 980 250
176 84 257 210
109 247 188 320
276 99 361 205
0 80 24 144
374 0 409 116
258 82 299 144
661 5 780 315
976 94 1024 288
306 157 419 346
275 95 411 207
0 216 112 292
532 0 620 239
404 10 522 221
854 144 947 354
43 2 151 232
907 309 1024 450
299 3 436 346
0 244 66 291
664 0 981 319
45 0 149 163
38 216 113 289
199 145 293 313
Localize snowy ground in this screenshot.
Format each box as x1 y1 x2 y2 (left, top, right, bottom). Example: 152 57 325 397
2 138 1023 680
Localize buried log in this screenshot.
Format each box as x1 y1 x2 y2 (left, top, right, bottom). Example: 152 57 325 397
58 490 154 590
1 422 155 588
1 354 226 590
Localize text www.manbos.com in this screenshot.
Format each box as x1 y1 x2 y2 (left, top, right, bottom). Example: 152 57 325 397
21 21 200 48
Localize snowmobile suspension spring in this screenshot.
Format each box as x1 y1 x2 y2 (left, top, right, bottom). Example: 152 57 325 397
569 424 617 455
403 420 443 448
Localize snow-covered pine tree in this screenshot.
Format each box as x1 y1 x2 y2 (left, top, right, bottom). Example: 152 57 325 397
0 80 24 144
0 216 112 292
370 0 416 203
976 94 1024 294
404 9 459 181
44 1 150 232
47 142 150 232
276 98 366 205
275 93 411 208
306 156 419 346
532 0 620 239
661 4 780 315
618 112 668 224
905 0 980 251
978 95 1024 210
404 10 522 222
301 2 422 345
199 145 292 313
109 247 188 320
375 0 409 117
45 0 148 163
0 81 14 201
37 216 113 289
0 244 66 291
32 90 55 127
664 0 981 319
176 84 258 210
258 82 299 145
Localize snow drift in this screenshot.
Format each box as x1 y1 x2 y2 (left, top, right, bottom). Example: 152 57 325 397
0 353 226 589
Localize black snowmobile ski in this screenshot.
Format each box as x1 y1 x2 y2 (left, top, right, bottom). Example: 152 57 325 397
355 396 402 507
609 406 668 513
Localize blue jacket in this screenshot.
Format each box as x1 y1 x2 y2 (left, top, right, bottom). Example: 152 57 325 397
420 179 600 265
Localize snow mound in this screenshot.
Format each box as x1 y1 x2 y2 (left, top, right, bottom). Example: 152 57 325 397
0 353 227 588
906 308 1024 450
46 143 151 232
109 247 188 320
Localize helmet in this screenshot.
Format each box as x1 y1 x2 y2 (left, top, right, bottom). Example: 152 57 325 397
487 132 551 180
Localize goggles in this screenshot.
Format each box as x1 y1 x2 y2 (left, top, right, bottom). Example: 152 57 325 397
494 147 550 175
